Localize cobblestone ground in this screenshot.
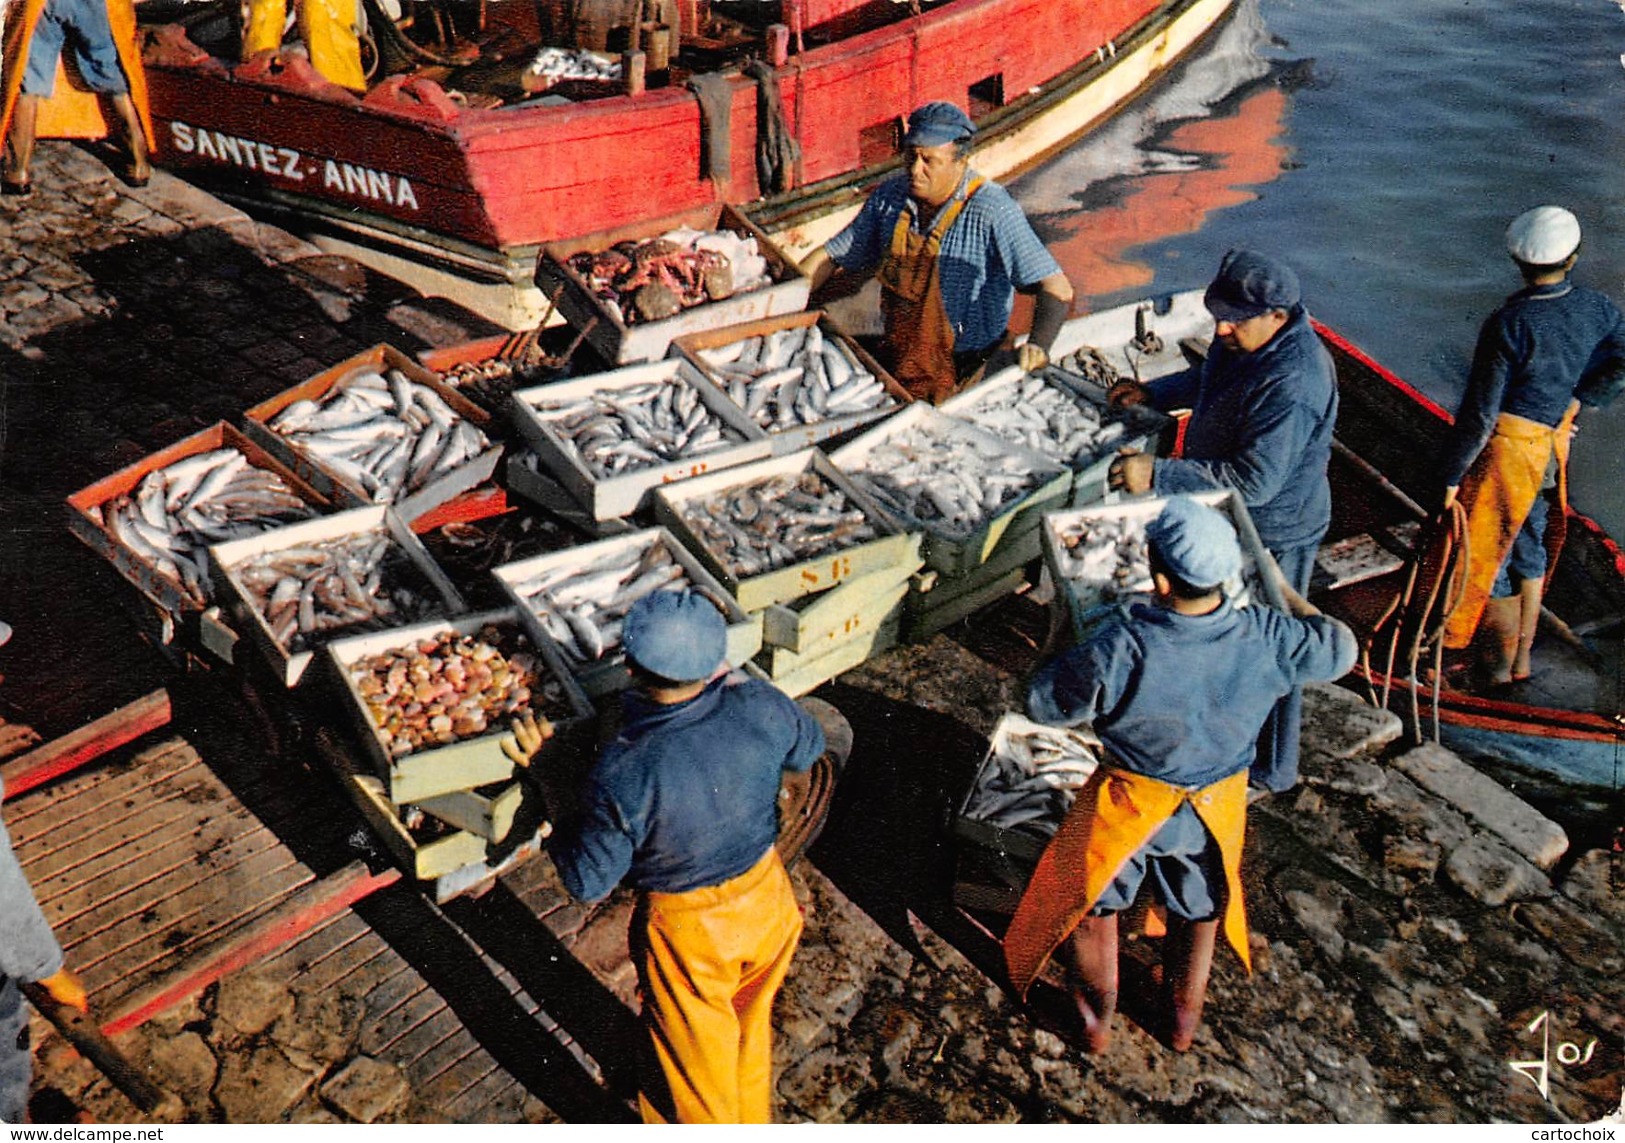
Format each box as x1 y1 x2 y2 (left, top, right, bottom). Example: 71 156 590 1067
5 142 1623 1124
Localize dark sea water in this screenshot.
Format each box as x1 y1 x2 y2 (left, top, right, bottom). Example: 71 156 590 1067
1009 0 1625 535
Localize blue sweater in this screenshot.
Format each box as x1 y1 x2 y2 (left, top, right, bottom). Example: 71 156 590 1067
1146 307 1339 554
552 674 824 902
1029 599 1357 789
1440 281 1625 487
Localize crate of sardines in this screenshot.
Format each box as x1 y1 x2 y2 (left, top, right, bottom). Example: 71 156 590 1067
209 505 466 687
244 344 503 525
830 404 1071 577
1041 489 1286 643
943 365 1172 508
951 712 1103 913
650 450 922 614
671 310 911 456
508 357 772 521
534 204 811 365
493 526 762 698
325 609 593 806
66 422 334 619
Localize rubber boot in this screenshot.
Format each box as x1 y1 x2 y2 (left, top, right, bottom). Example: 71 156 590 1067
1061 912 1118 1054
1511 577 1543 681
1165 917 1219 1052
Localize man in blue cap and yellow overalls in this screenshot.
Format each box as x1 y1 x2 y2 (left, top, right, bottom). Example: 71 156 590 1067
800 100 1074 403
1003 496 1355 1053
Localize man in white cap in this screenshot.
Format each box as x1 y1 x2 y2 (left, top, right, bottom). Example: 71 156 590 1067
544 589 847 1123
1002 497 1355 1055
1439 205 1625 684
799 100 1074 403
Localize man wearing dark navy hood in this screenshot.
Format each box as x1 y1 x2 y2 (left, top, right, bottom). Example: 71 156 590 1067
1106 250 1339 795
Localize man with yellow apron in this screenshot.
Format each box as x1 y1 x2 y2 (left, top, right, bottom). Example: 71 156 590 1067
542 590 850 1123
801 101 1073 403
1003 497 1356 1053
242 0 366 91
1440 206 1625 685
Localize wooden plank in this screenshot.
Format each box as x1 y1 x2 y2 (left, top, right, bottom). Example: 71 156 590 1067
5 738 199 841
0 690 171 801
359 987 447 1059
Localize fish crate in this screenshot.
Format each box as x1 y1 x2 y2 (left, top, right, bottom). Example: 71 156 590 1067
65 421 336 621
670 309 912 456
903 527 1043 642
503 450 640 539
324 608 594 805
533 203 812 365
209 505 467 688
243 343 504 525
758 558 920 653
755 569 909 675
417 334 566 417
650 449 922 613
508 356 772 521
1040 489 1287 644
492 525 763 699
829 404 1071 578
415 779 526 845
763 612 902 699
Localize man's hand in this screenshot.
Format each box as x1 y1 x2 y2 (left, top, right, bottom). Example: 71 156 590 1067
501 713 554 769
35 968 88 1014
1107 449 1154 495
1107 380 1150 409
1016 342 1050 373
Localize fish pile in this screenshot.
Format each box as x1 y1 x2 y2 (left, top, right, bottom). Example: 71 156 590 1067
677 471 879 578
228 529 446 652
506 539 692 666
267 368 491 503
522 377 746 479
569 227 771 325
525 46 622 85
90 448 319 603
1052 516 1154 603
348 626 571 759
841 421 1062 540
959 373 1127 466
961 721 1100 838
694 324 895 431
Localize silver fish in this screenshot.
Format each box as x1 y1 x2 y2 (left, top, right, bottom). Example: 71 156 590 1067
698 325 894 431
509 538 693 665
677 471 878 579
524 378 746 479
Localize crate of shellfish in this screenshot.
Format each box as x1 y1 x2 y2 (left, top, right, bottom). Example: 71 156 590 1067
66 421 336 621
243 344 504 526
1040 489 1288 644
508 356 772 521
493 526 762 699
324 609 594 806
829 404 1072 578
534 203 812 365
208 505 467 688
650 449 922 614
418 334 563 418
671 310 912 456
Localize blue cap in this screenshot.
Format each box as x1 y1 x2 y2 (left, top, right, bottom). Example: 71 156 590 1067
904 101 975 148
1203 249 1301 323
1145 496 1242 590
623 589 726 683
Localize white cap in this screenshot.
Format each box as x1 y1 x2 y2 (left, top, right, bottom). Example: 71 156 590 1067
1505 206 1581 265
0 622 12 647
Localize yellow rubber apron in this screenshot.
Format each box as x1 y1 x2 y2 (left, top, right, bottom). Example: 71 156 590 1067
877 174 985 404
1443 403 1576 650
1 0 152 147
243 0 366 91
1003 766 1251 998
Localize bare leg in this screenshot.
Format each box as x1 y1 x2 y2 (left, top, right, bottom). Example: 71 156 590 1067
1511 577 1543 681
1061 912 1118 1054
4 95 41 186
1165 916 1219 1052
1476 595 1521 686
109 93 150 182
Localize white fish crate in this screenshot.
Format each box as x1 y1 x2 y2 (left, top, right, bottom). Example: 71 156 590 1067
952 711 1103 866
533 203 812 365
829 404 1072 577
1040 489 1287 643
670 309 912 456
759 559 920 653
209 505 467 688
760 611 902 699
650 449 923 613
243 343 504 525
507 356 772 521
492 525 763 699
324 608 594 806
66 421 335 619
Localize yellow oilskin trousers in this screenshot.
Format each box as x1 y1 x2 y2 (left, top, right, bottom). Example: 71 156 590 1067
633 847 803 1123
243 0 366 91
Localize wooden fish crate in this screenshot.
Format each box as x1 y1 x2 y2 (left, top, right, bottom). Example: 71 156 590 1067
904 526 1043 641
1040 489 1287 644
508 356 772 522
650 450 922 613
762 613 901 699
416 780 526 844
756 572 909 676
242 343 504 525
759 559 920 653
829 404 1071 578
492 526 763 699
533 203 812 365
208 505 467 688
503 450 639 539
65 421 335 620
417 334 542 417
324 608 594 805
670 309 912 456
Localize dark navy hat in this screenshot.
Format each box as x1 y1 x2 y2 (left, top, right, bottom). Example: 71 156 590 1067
623 589 726 683
1203 249 1301 323
1146 496 1242 590
904 101 975 148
